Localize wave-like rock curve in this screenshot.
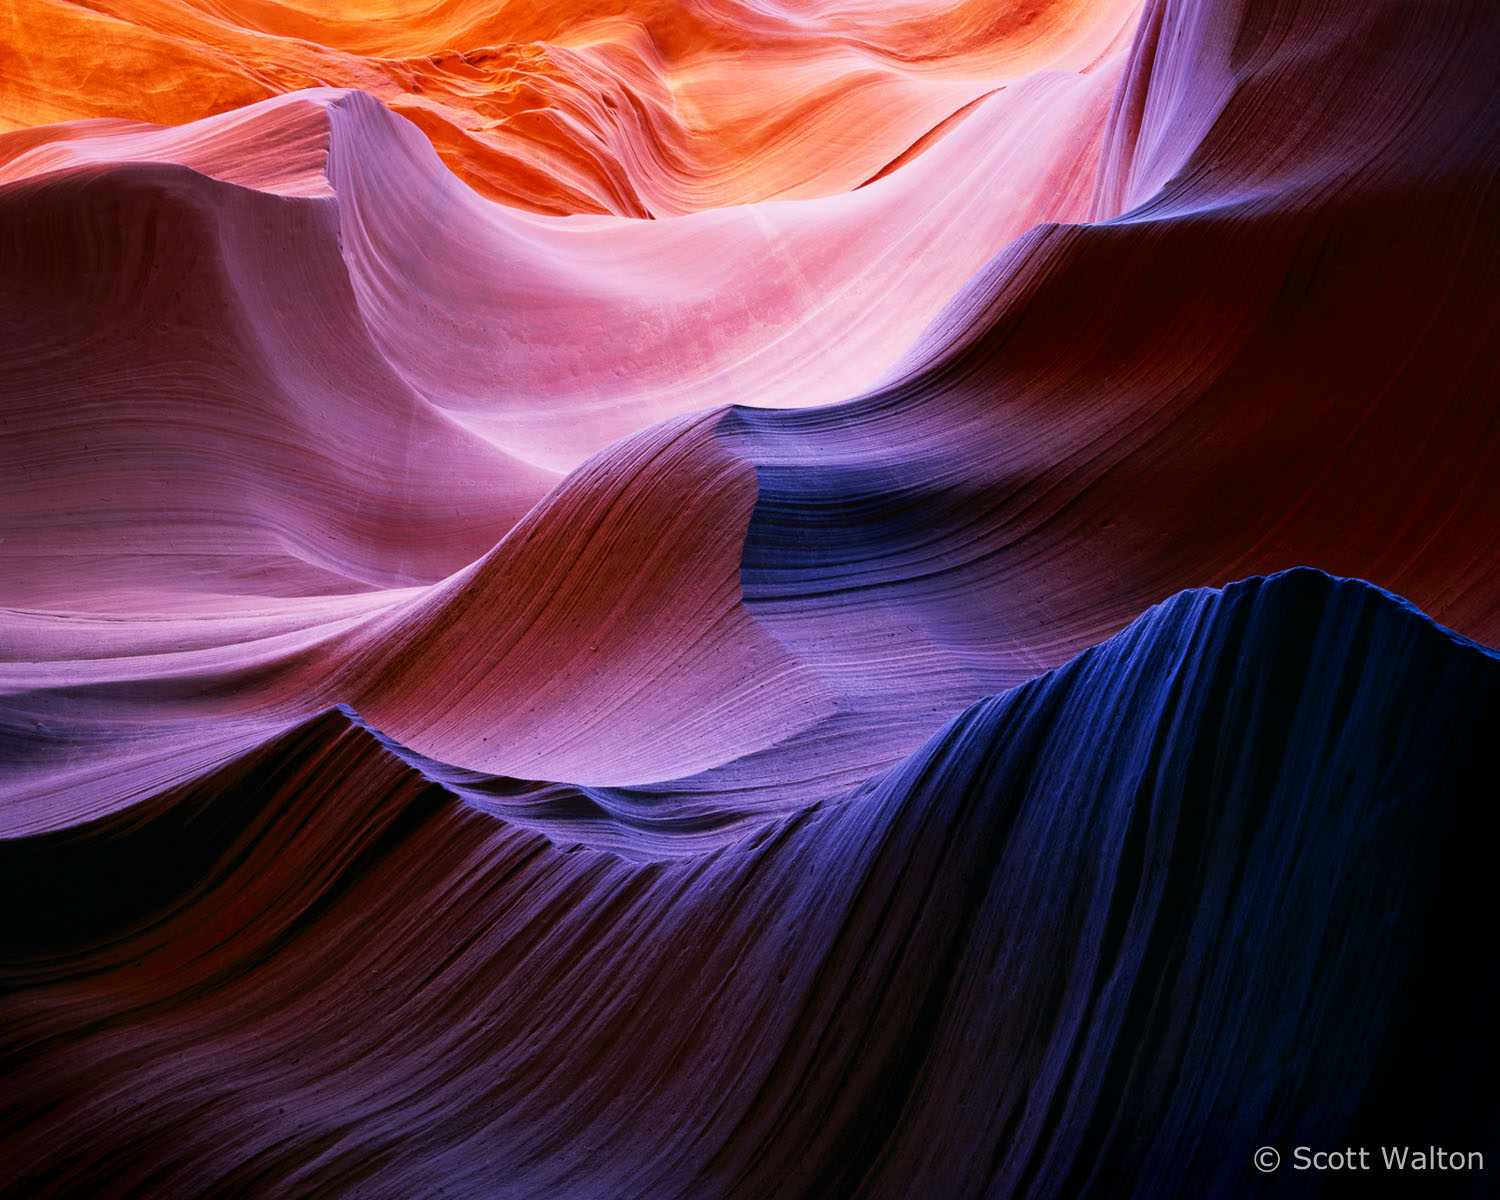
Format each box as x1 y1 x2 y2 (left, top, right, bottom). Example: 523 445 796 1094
1 571 1495 1197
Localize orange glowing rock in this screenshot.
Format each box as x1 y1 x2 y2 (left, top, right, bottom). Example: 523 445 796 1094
1 0 1143 213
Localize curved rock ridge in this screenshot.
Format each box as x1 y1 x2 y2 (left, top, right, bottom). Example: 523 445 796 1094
2 570 1494 1196
0 0 1144 215
0 407 816 833
4 0 1498 849
346 410 839 788
2 70 1127 484
700 0 1500 807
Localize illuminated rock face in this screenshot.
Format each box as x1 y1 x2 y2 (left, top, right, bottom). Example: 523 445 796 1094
1 0 1497 1196
0 0 1145 214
